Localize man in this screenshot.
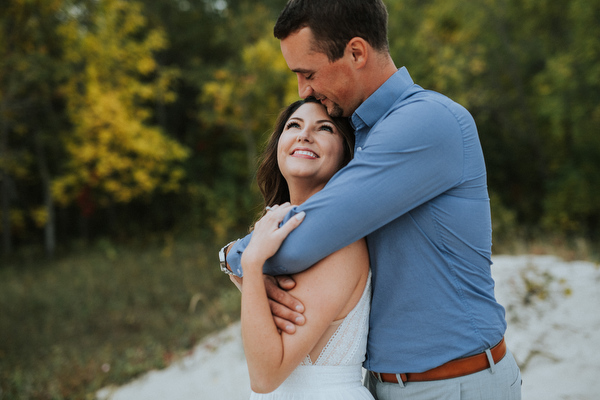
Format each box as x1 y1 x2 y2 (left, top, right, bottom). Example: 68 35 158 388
220 0 521 398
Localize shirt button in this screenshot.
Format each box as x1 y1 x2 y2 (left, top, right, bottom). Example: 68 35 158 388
357 147 362 151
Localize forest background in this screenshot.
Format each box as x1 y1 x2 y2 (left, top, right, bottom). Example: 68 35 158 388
0 0 599 398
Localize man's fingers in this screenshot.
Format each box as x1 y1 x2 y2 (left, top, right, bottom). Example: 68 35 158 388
269 299 305 326
275 275 296 290
265 277 305 314
273 316 296 334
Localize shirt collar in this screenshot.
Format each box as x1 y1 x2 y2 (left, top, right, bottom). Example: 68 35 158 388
351 67 415 130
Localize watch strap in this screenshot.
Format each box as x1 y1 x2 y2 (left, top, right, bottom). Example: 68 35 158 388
219 240 238 275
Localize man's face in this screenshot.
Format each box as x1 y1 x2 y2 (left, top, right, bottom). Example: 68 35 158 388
280 27 359 118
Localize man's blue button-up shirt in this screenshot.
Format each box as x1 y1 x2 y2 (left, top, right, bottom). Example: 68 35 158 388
227 67 507 373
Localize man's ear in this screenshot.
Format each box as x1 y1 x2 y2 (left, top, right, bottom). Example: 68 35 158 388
347 37 368 69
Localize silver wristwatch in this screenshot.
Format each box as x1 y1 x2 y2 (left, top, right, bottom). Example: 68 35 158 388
219 240 238 275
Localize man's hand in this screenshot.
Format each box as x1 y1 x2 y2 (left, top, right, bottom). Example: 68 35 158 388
229 273 305 333
265 275 305 334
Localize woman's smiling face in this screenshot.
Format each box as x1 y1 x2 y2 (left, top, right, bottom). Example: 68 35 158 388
277 102 346 193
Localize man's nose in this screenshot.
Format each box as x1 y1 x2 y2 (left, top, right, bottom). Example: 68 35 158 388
297 77 314 99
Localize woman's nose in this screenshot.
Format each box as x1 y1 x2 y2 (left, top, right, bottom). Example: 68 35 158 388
296 129 312 142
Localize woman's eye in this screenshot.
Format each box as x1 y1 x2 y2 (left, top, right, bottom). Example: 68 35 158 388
286 121 301 130
320 125 334 133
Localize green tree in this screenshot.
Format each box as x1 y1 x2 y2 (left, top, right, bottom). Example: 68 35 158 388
198 4 297 241
387 0 600 239
0 0 70 257
53 0 189 225
534 0 600 234
135 1 289 240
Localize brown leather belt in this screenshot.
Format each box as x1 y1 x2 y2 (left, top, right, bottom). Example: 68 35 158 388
371 337 506 384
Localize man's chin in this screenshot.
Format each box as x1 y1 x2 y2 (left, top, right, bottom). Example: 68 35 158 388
325 103 344 118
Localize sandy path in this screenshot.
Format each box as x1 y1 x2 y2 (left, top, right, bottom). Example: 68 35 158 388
97 255 600 400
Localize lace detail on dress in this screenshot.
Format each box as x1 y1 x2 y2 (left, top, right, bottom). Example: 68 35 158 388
300 271 371 367
300 354 312 366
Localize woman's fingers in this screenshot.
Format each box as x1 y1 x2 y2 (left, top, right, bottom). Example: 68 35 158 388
256 203 303 240
264 202 289 214
276 211 305 238
257 203 291 230
245 203 305 267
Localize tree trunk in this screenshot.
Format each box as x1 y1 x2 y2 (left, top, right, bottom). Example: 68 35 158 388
0 97 11 257
35 131 56 258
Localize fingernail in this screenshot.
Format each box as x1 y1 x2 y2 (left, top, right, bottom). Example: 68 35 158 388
295 316 304 324
295 211 306 221
295 305 303 312
286 325 293 332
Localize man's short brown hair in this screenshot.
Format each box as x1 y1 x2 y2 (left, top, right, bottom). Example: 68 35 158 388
274 0 390 62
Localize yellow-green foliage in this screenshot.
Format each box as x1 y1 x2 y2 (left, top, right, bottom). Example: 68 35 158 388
52 0 189 207
2 0 600 251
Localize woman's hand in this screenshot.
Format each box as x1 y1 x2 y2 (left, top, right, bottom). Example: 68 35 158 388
242 203 305 271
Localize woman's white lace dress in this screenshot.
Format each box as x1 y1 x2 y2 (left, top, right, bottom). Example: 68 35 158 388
249 272 373 400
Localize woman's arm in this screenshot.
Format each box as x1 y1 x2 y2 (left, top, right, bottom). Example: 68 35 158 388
241 206 369 393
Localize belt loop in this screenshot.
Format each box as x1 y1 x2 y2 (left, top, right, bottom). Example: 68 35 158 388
485 348 496 374
374 372 383 383
395 374 406 388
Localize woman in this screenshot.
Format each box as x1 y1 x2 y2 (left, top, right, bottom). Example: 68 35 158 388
239 97 373 399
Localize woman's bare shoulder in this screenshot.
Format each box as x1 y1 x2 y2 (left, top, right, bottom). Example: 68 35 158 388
294 238 368 281
289 238 369 318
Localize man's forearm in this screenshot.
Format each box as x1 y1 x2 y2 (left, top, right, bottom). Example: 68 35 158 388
227 101 464 277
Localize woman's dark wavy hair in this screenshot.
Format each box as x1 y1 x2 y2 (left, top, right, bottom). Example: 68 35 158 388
274 0 389 62
256 97 355 210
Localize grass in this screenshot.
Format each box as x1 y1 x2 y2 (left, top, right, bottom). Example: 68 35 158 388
0 229 596 399
492 232 599 263
0 235 242 400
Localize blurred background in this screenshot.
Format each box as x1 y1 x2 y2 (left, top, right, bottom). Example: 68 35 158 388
0 0 598 398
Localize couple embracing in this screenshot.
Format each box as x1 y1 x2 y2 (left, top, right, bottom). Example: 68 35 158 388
218 1 522 399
